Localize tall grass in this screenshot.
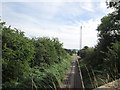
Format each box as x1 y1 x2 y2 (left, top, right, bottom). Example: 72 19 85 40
81 64 120 88
85 65 94 88
28 55 72 89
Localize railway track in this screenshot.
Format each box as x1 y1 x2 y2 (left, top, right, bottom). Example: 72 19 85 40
60 55 84 89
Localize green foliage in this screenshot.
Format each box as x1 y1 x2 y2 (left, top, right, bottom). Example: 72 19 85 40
79 47 94 64
2 23 35 88
1 22 71 89
107 0 120 24
16 51 71 89
32 37 68 67
79 5 120 88
32 37 57 67
23 56 71 89
103 42 120 79
97 14 120 52
64 49 77 55
53 38 66 59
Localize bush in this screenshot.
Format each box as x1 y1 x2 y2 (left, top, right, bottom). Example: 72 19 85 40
2 23 35 88
104 42 120 80
1 22 72 89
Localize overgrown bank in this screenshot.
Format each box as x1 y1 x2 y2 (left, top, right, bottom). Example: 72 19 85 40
1 22 72 89
78 43 120 88
78 1 120 88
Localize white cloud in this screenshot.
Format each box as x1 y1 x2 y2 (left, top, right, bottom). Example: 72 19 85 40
82 19 100 47
2 1 112 49
22 2 63 20
0 2 2 17
2 0 108 2
80 1 94 12
60 19 100 49
99 2 114 14
7 17 100 49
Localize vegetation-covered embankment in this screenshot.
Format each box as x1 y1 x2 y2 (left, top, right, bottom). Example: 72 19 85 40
1 22 72 89
78 1 120 88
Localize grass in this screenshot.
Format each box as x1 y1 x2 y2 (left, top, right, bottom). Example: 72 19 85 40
29 55 72 89
80 63 120 89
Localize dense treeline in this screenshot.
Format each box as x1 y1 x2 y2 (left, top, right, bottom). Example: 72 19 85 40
64 49 77 55
78 0 120 88
1 22 71 89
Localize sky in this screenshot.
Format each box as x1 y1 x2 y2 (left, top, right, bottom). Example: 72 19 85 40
1 0 113 49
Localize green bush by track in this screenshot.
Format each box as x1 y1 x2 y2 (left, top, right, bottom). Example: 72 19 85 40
1 22 72 89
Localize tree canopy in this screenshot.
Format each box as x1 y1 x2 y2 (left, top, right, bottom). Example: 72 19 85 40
1 22 71 89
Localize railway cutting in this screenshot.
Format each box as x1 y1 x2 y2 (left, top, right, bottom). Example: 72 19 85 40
60 55 83 89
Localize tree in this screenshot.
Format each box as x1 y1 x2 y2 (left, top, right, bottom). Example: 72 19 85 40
2 23 35 88
97 14 120 50
52 38 66 62
77 46 89 58
104 41 120 79
79 1 120 88
1 21 71 89
107 0 120 24
32 37 58 67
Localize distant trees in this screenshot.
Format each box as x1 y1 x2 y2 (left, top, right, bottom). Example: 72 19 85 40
1 22 71 89
77 46 89 58
64 49 77 55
